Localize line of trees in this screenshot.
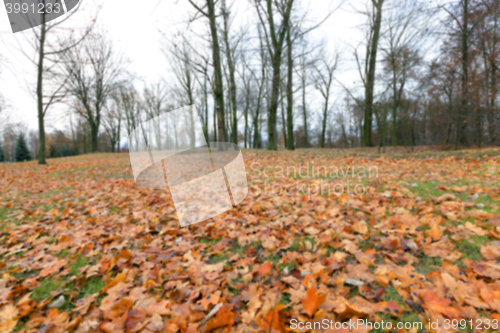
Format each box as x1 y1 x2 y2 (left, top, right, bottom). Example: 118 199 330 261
1 0 500 164
163 0 500 151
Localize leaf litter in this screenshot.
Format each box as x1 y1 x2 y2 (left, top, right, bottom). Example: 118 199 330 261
0 150 498 332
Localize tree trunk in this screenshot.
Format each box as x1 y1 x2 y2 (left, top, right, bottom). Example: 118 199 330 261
253 96 262 149
213 105 217 142
458 0 470 148
244 104 249 149
203 76 209 140
217 106 225 144
489 65 497 144
221 0 238 145
37 18 47 165
341 123 348 148
286 27 294 150
207 0 226 142
266 0 293 150
391 55 398 147
186 74 196 148
302 82 309 148
281 97 287 148
321 99 329 148
91 124 99 153
489 15 498 144
268 56 282 150
117 120 121 153
364 0 384 147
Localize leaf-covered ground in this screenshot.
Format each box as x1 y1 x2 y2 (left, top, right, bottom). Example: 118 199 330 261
0 149 500 332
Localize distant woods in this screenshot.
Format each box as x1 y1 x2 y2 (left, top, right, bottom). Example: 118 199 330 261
1 0 500 163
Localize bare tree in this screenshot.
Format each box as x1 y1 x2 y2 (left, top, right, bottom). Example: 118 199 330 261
254 0 294 150
103 102 122 153
239 58 252 148
476 0 499 144
380 0 429 146
62 33 123 152
221 0 244 145
187 0 227 143
314 54 339 148
114 86 141 142
246 26 269 149
441 0 479 148
354 0 385 147
169 45 198 147
296 52 314 148
16 1 94 164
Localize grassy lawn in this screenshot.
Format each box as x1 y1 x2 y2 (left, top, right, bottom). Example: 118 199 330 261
0 149 499 332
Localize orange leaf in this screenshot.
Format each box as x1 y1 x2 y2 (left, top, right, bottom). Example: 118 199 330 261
103 273 128 292
201 293 221 311
257 262 272 277
420 291 462 318
206 305 234 331
302 287 326 317
428 224 443 242
262 305 287 333
378 301 404 317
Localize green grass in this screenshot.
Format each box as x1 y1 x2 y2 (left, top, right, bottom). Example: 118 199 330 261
454 240 482 261
415 256 442 276
109 206 120 214
471 195 500 213
32 275 104 307
199 237 221 246
31 279 64 301
383 286 405 304
11 268 40 280
358 238 373 251
279 262 297 272
408 181 443 201
209 254 228 264
80 277 105 297
0 207 11 220
56 249 70 258
36 186 74 199
280 293 291 307
14 318 29 332
0 207 13 229
470 235 490 243
230 240 245 255
70 256 89 276
289 237 316 252
290 239 301 251
369 286 425 332
265 254 282 264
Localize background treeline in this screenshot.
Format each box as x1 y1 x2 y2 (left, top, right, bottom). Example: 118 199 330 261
0 0 499 164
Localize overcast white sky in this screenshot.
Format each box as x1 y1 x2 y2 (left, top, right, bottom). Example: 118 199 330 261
0 0 441 133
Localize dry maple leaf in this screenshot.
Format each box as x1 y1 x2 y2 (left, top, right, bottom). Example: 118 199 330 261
419 291 463 318
302 287 327 317
378 301 404 317
38 258 67 278
205 305 234 332
261 305 288 333
257 262 272 277
481 245 500 260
